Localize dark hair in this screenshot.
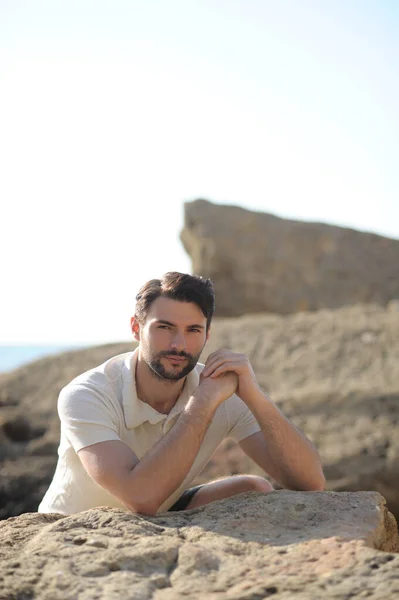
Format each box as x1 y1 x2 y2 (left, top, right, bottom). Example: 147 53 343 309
135 272 215 331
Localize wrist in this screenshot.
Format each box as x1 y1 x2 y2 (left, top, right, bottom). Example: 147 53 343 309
238 378 264 404
187 386 220 415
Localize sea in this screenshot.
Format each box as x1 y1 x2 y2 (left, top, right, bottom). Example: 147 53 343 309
0 345 88 375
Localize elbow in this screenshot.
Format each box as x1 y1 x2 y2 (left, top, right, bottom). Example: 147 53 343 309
318 475 326 491
308 480 325 492
97 473 160 516
287 471 326 492
123 497 159 517
301 459 325 491
317 467 326 490
133 504 158 517
308 472 326 492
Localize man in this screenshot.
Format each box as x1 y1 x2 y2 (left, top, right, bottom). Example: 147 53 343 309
39 272 325 516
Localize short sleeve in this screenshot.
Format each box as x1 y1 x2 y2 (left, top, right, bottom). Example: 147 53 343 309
225 394 261 442
58 383 121 452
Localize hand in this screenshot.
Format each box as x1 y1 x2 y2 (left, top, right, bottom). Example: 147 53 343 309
201 349 258 401
196 370 239 409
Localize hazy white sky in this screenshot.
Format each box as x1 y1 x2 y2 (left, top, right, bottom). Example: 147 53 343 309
1 0 398 344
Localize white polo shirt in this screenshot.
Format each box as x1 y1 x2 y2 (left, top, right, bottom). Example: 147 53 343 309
38 349 260 515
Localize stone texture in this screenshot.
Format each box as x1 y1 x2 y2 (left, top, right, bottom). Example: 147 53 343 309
0 493 398 600
0 343 133 519
1 302 399 522
180 199 399 316
195 303 399 520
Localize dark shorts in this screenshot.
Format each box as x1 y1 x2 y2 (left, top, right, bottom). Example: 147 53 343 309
168 485 203 511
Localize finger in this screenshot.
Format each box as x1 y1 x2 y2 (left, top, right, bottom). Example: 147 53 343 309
209 362 242 378
204 351 241 367
202 356 222 377
204 350 224 365
205 349 236 365
203 356 242 377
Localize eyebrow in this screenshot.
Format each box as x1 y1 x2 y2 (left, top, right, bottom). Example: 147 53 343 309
156 319 205 329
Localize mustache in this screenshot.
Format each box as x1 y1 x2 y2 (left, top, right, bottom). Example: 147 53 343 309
158 350 192 359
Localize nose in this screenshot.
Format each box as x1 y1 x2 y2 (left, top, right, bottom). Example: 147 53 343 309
170 330 186 352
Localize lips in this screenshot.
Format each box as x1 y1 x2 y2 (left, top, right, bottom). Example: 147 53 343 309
164 355 187 363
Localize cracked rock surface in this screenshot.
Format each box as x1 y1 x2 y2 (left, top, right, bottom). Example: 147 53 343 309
1 492 398 599
1 300 399 521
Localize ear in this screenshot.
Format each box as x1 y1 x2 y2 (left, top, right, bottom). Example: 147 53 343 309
131 316 141 341
205 326 211 343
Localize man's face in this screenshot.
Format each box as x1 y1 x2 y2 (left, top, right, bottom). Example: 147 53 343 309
136 296 209 381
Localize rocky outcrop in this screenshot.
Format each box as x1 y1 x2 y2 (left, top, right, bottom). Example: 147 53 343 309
180 199 399 316
0 493 398 599
1 303 398 522
196 303 399 519
0 343 133 519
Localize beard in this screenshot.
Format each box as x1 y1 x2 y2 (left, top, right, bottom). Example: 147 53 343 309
141 345 203 381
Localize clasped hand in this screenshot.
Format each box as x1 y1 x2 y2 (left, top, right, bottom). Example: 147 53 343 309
198 349 258 406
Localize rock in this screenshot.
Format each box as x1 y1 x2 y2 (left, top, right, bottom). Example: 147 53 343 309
2 414 45 442
387 299 399 313
1 304 399 522
198 387 399 518
181 199 399 316
201 303 399 396
0 492 398 599
0 456 58 519
0 343 132 519
194 304 399 520
0 389 18 407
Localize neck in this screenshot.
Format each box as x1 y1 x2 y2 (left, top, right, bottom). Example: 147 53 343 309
135 355 186 414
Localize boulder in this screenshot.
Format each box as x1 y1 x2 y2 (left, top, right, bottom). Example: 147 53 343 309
180 199 399 316
0 303 398 521
0 343 132 519
0 492 398 599
195 303 399 519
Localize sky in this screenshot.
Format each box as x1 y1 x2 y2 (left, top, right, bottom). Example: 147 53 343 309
1 0 398 344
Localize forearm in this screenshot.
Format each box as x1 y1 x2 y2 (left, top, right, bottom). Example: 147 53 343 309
126 391 216 514
245 384 325 490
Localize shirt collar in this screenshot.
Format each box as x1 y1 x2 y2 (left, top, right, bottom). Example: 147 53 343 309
121 348 200 429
